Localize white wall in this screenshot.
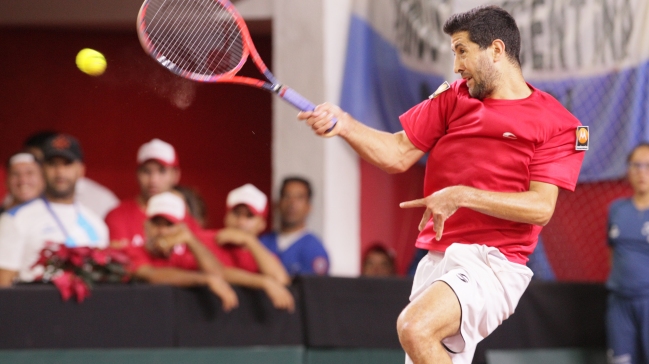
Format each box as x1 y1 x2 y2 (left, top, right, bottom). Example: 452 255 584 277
273 0 359 276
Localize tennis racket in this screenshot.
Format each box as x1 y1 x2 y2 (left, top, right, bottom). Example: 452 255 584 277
136 0 336 131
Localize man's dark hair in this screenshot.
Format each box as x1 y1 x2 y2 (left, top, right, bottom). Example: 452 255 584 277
443 5 521 66
280 177 313 201
627 142 649 162
23 131 58 149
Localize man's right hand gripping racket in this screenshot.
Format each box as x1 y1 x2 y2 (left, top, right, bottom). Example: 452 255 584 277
137 0 336 132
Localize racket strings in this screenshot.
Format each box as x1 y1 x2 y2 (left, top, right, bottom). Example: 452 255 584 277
142 0 245 78
150 0 242 75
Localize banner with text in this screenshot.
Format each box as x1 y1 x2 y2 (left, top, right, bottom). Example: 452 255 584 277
341 0 649 182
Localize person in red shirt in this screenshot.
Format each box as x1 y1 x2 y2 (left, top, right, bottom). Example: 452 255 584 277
130 189 294 312
105 139 201 248
298 5 585 364
212 184 294 312
127 192 238 312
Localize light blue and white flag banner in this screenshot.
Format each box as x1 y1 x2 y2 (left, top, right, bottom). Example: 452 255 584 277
341 0 649 182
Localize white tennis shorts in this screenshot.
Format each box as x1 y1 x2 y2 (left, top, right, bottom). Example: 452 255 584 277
405 243 533 364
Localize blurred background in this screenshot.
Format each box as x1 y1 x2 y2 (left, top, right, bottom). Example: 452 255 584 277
1 1 648 362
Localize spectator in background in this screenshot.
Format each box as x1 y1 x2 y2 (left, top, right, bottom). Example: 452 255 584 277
105 139 201 248
0 134 108 286
22 131 118 218
126 192 238 312
362 242 396 277
0 152 45 214
606 142 649 364
260 177 329 276
215 184 294 311
128 190 293 312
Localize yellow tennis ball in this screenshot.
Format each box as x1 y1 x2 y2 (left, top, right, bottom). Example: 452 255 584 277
76 48 106 76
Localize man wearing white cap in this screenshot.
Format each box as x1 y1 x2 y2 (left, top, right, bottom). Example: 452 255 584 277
0 152 45 214
0 134 109 286
105 139 201 248
215 184 294 311
126 192 238 312
129 191 294 311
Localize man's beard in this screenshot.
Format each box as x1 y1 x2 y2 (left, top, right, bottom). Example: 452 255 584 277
468 56 498 100
45 182 75 200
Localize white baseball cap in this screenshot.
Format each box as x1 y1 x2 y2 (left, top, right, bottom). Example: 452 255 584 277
146 192 185 223
226 184 268 217
9 153 37 166
137 139 178 167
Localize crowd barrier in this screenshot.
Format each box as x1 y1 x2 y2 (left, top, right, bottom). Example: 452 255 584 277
0 277 607 364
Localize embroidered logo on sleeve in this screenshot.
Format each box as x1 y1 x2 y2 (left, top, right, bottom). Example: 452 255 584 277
576 126 589 151
312 257 329 275
428 81 450 99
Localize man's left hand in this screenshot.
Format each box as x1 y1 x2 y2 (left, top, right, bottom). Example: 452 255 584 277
400 186 463 241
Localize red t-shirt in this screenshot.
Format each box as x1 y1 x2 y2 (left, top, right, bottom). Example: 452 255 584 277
126 229 259 273
105 199 202 247
400 80 585 264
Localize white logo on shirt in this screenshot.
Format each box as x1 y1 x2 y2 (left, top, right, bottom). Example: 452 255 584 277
609 225 620 239
132 234 144 247
173 244 186 255
502 132 517 140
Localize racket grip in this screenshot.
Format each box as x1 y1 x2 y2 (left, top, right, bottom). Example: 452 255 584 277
280 87 338 133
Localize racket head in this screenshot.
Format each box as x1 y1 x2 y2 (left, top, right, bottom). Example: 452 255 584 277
137 0 260 83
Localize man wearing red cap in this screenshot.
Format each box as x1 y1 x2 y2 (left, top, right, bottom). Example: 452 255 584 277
105 139 201 248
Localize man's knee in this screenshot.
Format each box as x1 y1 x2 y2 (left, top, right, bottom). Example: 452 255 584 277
397 304 446 352
397 305 425 351
397 282 461 352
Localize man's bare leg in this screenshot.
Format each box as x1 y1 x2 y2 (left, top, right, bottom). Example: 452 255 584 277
397 281 462 364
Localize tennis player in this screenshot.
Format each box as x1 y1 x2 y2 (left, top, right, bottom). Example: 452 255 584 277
299 5 585 364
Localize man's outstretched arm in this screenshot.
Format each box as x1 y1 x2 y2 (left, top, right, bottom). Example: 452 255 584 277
401 181 560 240
298 103 425 174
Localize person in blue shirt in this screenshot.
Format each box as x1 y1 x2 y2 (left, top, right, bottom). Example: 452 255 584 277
259 177 329 276
606 142 649 364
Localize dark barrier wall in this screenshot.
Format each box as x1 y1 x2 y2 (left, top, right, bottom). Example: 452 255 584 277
0 278 606 364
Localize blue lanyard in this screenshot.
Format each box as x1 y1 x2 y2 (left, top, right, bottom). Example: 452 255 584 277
42 197 99 247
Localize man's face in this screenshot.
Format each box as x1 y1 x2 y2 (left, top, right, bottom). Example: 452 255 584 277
145 216 179 256
224 204 266 236
451 31 498 100
628 146 649 194
7 161 45 203
137 161 180 200
43 157 83 199
362 251 394 277
279 181 311 229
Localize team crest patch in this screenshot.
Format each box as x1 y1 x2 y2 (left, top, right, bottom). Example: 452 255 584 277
576 126 589 151
428 81 450 99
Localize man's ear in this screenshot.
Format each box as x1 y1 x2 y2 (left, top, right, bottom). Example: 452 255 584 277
491 39 506 62
256 217 267 235
173 168 181 185
78 162 86 178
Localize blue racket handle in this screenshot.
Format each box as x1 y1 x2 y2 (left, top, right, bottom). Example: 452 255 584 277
280 87 338 133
